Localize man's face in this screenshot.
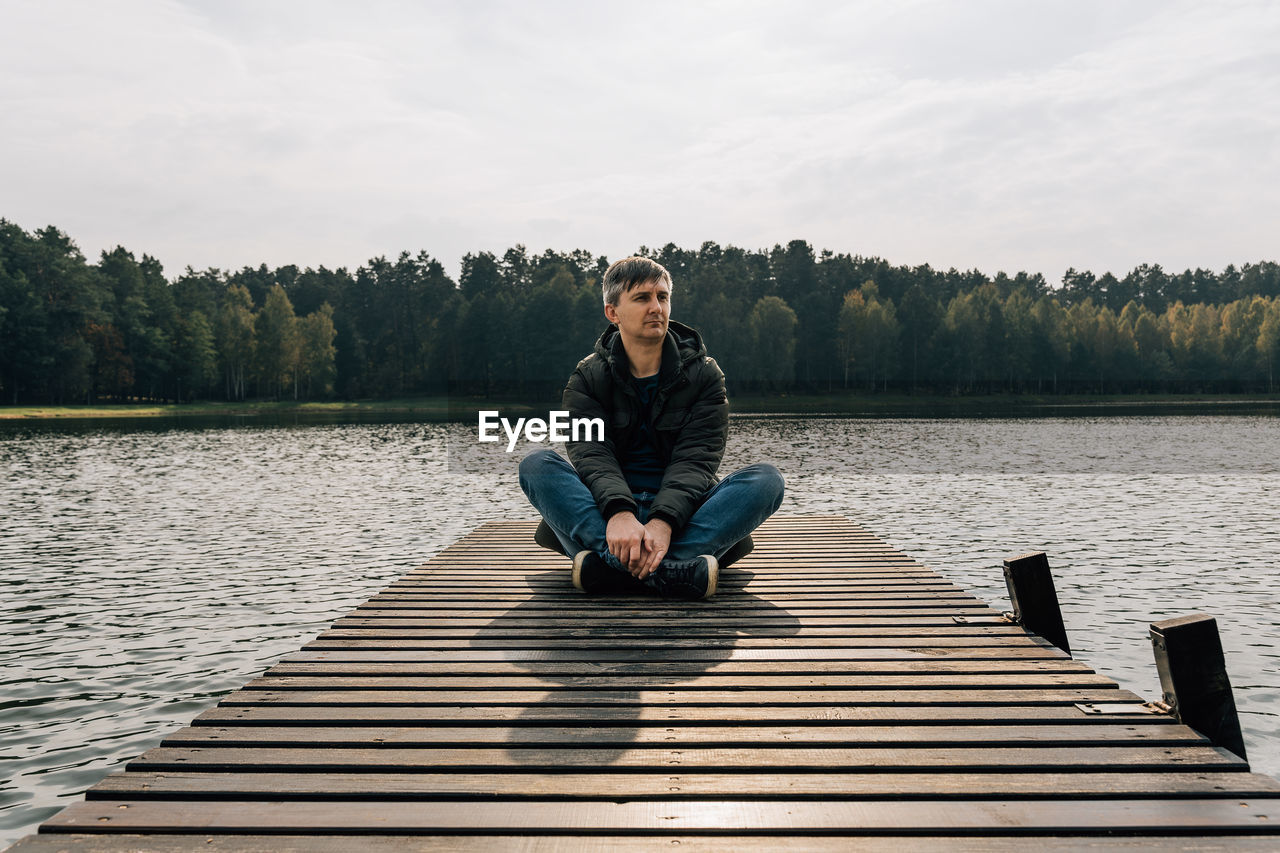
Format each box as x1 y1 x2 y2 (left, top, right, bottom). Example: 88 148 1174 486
605 278 671 342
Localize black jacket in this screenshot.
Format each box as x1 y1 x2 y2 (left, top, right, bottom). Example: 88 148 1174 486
563 319 728 530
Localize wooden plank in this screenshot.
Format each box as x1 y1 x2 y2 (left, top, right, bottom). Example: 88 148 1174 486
443 536 898 542
438 525 901 534
125 745 1246 772
369 593 962 604
373 582 976 591
398 563 936 571
216 688 1142 706
386 573 942 584
330 613 1007 626
194 705 1164 726
267 659 1097 674
375 588 954 600
349 594 984 604
318 626 1039 637
158 723 1207 747
441 531 884 538
281 647 1074 661
357 602 991 613
444 565 948 574
401 553 923 561
407 558 934 566
242 674 1121 691
409 553 922 560
413 558 931 564
90 770 1280 800
359 593 988 606
523 553 925 560
390 570 937 578
376 589 949 598
18 835 1280 852
381 581 961 589
42 798 1280 834
395 565 933 572
344 609 1001 620
304 637 1065 649
373 581 971 590
346 596 989 607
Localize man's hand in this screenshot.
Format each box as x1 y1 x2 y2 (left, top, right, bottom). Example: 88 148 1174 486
635 517 672 579
606 511 646 572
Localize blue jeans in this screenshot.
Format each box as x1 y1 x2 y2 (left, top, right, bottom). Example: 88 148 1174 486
518 449 784 570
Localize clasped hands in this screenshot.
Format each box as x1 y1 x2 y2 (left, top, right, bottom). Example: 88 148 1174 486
605 511 671 580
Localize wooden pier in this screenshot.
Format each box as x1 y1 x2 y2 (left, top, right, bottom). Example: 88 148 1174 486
12 516 1280 851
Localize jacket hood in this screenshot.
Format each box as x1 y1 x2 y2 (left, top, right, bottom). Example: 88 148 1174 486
593 319 707 381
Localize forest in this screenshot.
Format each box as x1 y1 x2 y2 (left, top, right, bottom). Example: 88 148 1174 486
2 219 1279 405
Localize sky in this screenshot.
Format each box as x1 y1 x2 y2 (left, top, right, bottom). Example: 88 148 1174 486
1 0 1277 285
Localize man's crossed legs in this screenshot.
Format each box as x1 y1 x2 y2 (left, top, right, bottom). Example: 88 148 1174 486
518 449 784 598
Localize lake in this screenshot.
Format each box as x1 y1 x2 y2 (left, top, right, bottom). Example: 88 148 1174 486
2 411 1278 847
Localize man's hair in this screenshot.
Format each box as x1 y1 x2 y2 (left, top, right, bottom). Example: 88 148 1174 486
602 256 673 307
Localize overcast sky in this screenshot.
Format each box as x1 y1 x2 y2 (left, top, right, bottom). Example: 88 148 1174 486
2 0 1277 284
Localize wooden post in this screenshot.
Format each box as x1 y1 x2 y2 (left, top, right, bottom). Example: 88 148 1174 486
1002 551 1071 656
1150 614 1248 762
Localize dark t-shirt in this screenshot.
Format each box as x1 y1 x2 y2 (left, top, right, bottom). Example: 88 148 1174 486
620 373 663 494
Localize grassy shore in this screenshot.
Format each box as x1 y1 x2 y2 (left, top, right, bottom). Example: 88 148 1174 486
2 392 1277 421
727 391 1280 414
0 398 451 420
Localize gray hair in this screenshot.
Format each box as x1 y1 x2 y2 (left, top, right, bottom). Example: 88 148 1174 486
602 256 673 307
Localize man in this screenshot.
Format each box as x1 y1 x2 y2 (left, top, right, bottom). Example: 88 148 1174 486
519 256 784 599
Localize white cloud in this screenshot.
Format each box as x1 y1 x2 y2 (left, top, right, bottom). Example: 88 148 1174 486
1 0 1276 283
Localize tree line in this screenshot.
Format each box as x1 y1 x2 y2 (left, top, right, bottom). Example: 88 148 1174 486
2 221 1279 404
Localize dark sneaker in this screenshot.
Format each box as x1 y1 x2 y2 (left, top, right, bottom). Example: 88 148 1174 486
651 554 718 600
572 551 645 595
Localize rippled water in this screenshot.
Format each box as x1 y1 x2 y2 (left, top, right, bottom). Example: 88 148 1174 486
2 413 1278 847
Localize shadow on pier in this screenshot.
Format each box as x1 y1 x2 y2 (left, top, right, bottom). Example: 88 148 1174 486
471 564 801 762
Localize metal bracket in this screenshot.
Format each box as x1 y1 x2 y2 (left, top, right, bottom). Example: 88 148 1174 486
952 615 1013 626
1075 702 1168 716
